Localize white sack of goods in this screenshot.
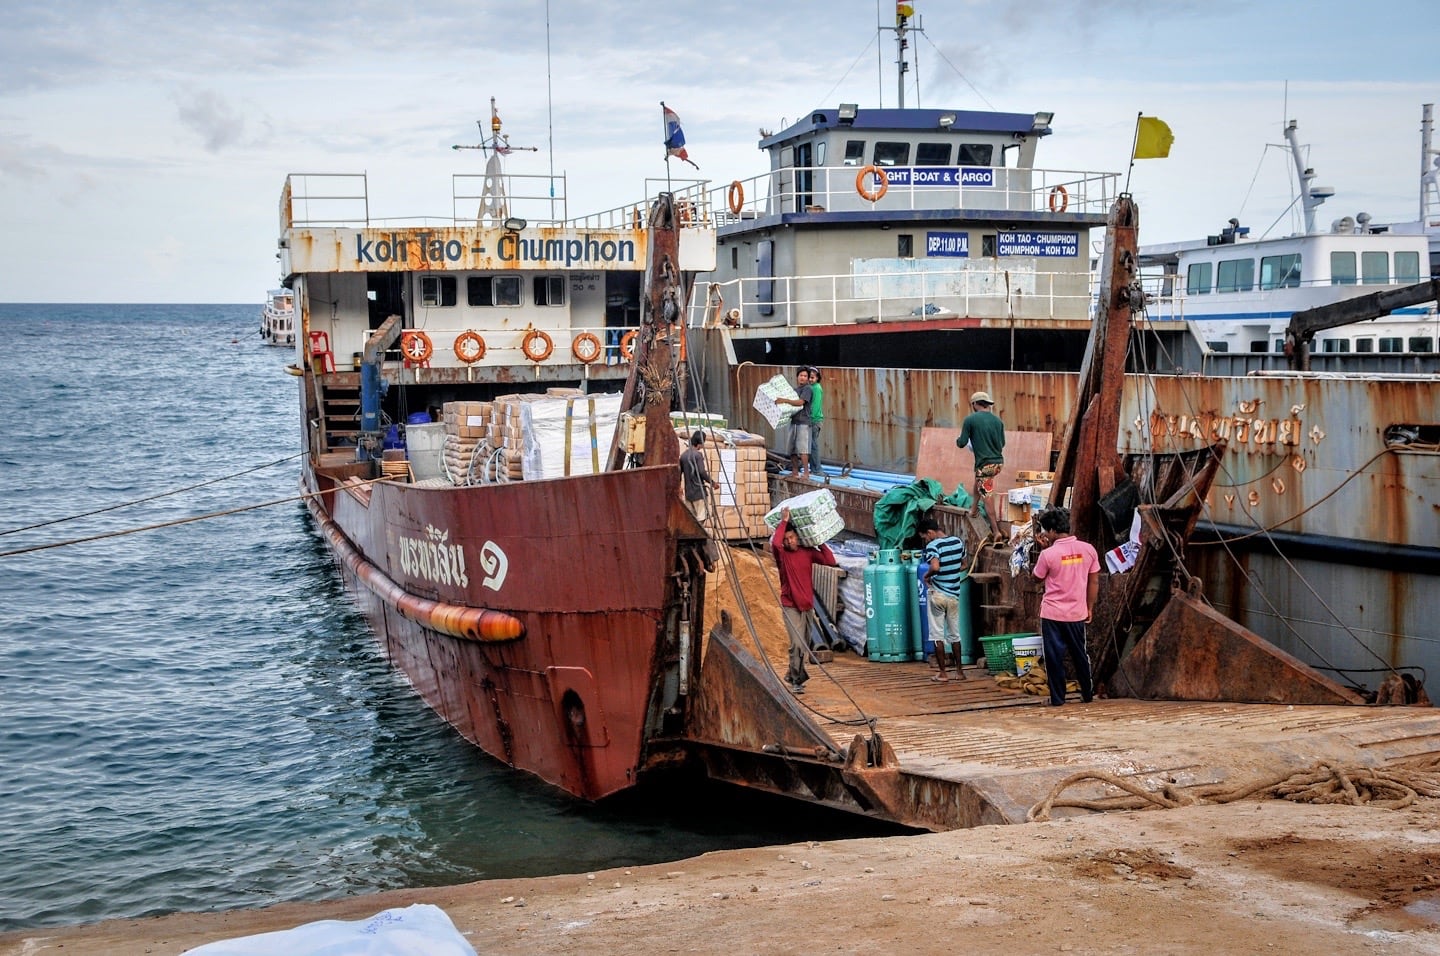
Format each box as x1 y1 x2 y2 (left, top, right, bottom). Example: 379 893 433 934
520 393 623 480
764 488 845 547
752 374 799 429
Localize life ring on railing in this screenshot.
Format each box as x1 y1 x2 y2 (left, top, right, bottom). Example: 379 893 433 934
521 329 554 362
619 330 638 362
572 331 602 364
1048 185 1069 213
727 180 745 216
856 165 888 202
400 330 433 363
453 330 486 363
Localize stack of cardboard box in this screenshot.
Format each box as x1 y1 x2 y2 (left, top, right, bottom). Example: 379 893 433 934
676 427 771 539
441 400 492 484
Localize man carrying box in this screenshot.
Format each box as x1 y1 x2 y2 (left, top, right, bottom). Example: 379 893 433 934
770 506 837 694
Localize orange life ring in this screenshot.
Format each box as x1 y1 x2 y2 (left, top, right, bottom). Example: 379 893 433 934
400 330 433 363
453 330 486 363
727 180 744 216
619 330 638 362
1048 185 1069 213
856 165 888 202
571 331 602 364
521 329 554 362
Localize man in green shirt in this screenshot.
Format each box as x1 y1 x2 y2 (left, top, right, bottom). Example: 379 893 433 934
956 391 1005 542
807 367 826 477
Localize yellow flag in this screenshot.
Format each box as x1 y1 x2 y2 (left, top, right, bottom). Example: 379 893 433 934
1133 116 1174 160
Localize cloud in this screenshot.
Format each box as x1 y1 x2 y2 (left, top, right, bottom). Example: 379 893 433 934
174 88 246 152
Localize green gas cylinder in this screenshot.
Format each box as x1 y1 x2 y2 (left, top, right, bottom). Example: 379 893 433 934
864 549 909 662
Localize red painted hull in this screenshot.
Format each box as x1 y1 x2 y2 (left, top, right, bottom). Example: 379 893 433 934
306 463 705 800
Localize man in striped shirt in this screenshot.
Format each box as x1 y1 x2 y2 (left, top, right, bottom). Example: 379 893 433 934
918 517 968 681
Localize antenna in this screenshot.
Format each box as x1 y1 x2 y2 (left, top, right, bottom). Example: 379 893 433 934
452 97 539 157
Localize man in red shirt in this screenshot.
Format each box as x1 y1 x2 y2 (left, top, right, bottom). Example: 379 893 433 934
1031 507 1099 707
770 507 838 694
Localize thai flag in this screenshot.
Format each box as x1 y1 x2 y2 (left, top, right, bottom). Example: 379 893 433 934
662 102 698 169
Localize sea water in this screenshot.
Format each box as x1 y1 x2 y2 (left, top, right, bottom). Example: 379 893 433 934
0 304 896 932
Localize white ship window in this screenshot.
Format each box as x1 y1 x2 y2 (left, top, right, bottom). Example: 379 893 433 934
1205 340 1229 352
872 142 910 167
1362 251 1389 285
1379 337 1404 353
1329 251 1357 286
533 276 565 306
1396 251 1422 283
420 275 457 307
1260 253 1301 290
467 275 522 307
1249 340 1268 353
1216 258 1254 292
957 144 994 166
916 143 951 165
1321 338 1350 353
1409 337 1435 353
843 141 865 166
1186 262 1212 295
1355 337 1375 353
898 234 913 258
1274 339 1286 353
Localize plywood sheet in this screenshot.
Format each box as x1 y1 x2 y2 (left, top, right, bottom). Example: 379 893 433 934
915 426 1052 502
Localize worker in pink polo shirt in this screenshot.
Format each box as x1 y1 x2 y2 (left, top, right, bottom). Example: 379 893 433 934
1031 507 1099 707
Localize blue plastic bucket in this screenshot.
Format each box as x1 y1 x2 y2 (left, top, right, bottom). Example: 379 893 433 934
406 411 432 425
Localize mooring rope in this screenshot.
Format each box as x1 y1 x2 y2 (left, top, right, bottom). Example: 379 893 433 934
1027 754 1440 822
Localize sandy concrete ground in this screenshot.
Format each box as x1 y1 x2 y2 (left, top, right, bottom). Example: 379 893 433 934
8 548 1438 954
4 800 1439 955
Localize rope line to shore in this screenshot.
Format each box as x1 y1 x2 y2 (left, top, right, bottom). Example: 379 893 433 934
0 451 308 538
1027 755 1440 822
0 474 392 560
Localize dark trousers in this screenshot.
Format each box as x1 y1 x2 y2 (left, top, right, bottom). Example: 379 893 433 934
1040 618 1095 706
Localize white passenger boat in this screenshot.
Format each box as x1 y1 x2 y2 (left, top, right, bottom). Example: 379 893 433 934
1138 105 1440 373
260 288 295 346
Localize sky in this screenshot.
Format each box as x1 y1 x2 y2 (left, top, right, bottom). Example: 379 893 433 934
1 0 1435 303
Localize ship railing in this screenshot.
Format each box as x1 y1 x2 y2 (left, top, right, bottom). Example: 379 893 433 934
690 265 1095 329
570 178 714 230
358 324 641 370
692 165 1120 223
284 173 370 227
451 173 569 225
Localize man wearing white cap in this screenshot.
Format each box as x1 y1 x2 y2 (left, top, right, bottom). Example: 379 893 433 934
957 391 1005 542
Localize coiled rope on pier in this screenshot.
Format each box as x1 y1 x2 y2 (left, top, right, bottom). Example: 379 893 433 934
1027 754 1440 822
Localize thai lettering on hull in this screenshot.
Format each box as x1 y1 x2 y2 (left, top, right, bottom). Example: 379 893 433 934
399 525 470 589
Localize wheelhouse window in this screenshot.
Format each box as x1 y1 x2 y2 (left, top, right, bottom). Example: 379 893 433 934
872 142 910 167
843 141 865 166
1186 262 1212 295
1361 251 1389 285
1249 340 1268 353
898 234 913 258
1260 253 1301 290
916 143 951 166
1409 337 1435 353
1274 339 1286 353
1206 341 1229 352
1379 337 1404 353
467 275 522 307
1216 258 1254 292
533 276 565 306
957 143 994 166
1396 251 1421 283
1321 338 1350 353
1330 251 1357 285
981 235 997 257
420 275 457 307
1355 337 1375 353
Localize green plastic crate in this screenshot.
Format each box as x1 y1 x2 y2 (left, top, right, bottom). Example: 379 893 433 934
979 633 1037 675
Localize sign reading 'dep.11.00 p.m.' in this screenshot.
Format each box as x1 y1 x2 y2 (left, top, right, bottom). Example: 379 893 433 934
883 167 995 188
926 232 969 257
996 231 1080 258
